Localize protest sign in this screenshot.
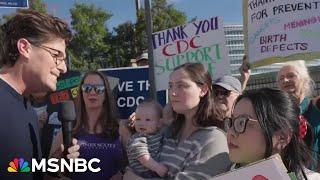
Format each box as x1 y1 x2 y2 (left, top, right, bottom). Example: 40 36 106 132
153 16 230 91
0 0 28 8
100 67 167 119
49 71 82 105
212 154 291 180
244 0 320 67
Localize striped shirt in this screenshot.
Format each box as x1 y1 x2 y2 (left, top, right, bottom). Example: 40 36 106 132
159 126 231 180
127 132 163 177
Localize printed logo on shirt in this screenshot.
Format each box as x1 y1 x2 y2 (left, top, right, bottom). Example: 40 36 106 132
78 140 117 150
7 158 30 172
7 157 100 173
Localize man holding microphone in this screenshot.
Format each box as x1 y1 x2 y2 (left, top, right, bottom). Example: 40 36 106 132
0 10 79 180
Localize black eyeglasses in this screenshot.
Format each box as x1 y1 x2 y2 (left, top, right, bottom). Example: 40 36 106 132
214 89 231 97
82 84 105 94
224 116 258 134
35 45 66 66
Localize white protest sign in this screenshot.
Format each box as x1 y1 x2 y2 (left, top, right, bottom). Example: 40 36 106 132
212 155 291 180
244 0 320 67
152 16 230 91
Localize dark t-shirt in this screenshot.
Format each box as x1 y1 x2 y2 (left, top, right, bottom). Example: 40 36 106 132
0 79 42 180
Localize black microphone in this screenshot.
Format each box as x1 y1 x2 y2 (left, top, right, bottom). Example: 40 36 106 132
58 101 76 151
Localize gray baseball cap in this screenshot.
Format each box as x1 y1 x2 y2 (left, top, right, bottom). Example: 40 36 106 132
137 52 148 62
214 75 242 93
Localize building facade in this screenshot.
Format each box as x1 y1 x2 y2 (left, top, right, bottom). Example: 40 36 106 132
224 25 244 75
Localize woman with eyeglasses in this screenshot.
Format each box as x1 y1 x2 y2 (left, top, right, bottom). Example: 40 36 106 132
225 88 319 179
49 71 124 180
277 60 320 170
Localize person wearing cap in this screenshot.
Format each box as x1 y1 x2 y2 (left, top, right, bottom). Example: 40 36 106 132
136 52 149 66
213 75 242 122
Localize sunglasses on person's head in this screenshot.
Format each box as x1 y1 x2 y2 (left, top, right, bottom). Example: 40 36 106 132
224 116 258 135
81 84 105 94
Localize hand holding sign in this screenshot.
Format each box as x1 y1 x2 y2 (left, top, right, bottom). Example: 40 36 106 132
212 154 291 180
239 55 251 92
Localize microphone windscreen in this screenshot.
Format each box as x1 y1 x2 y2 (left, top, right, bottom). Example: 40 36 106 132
60 101 76 121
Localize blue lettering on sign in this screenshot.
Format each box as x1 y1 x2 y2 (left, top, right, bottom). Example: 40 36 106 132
249 17 280 44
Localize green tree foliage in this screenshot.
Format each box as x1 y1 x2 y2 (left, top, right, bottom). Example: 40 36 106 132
109 21 137 67
136 0 187 51
112 0 187 66
29 0 47 13
69 3 112 70
152 0 187 33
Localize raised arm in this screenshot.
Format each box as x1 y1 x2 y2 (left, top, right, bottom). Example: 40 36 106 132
239 55 251 92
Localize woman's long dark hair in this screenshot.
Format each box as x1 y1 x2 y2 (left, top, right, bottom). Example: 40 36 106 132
73 71 119 140
170 63 223 138
236 88 314 179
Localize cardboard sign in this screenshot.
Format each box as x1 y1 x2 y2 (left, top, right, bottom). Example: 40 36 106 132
243 0 320 67
152 16 230 91
212 155 291 180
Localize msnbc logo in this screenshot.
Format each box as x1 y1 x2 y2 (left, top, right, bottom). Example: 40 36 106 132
7 158 30 172
6 157 100 173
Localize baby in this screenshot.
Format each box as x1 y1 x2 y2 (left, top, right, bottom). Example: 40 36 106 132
126 100 168 178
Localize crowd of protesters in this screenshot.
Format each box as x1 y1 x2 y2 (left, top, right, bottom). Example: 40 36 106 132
1 9 320 180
